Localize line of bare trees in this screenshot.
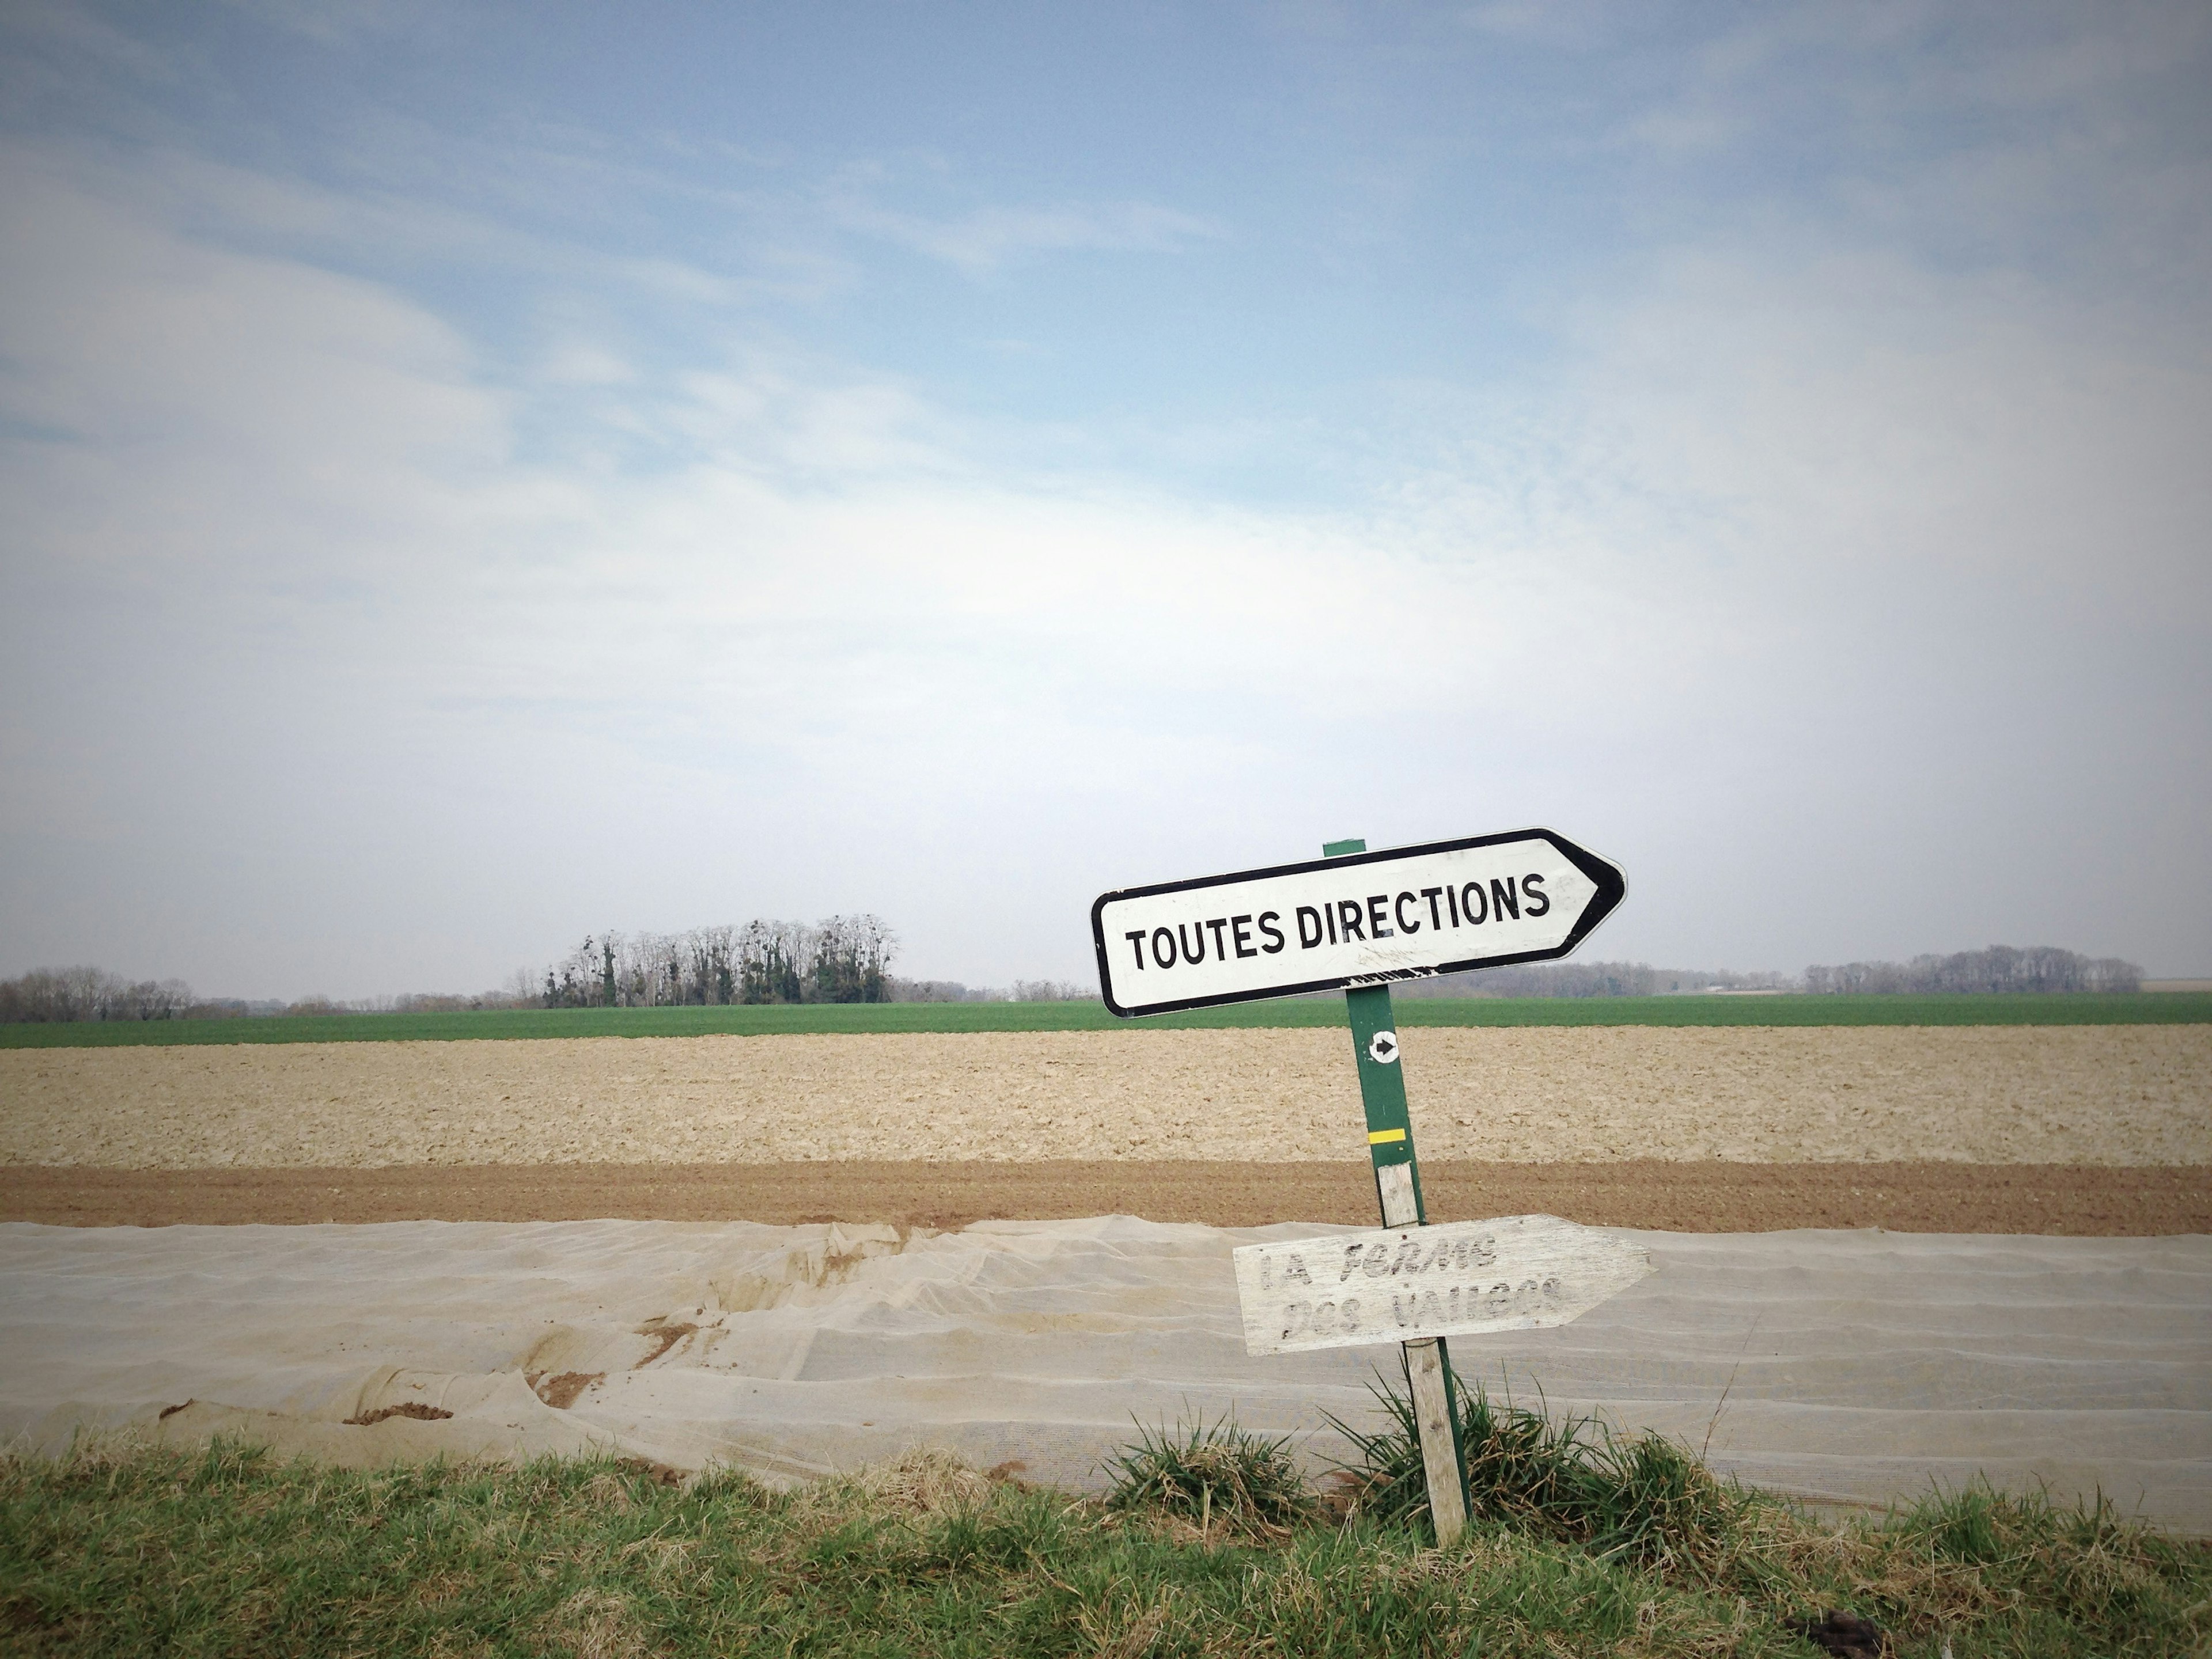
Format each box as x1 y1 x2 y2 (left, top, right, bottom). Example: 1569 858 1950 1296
1394 947 2144 999
0 938 2151 1024
538 916 897 1007
1393 961 1793 998
0 967 200 1023
1803 945 2141 995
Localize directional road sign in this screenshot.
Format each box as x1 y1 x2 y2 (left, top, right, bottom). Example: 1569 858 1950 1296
1092 828 1626 1018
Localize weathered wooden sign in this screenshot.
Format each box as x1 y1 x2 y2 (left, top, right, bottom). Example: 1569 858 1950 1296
1090 828 1626 1017
1232 1214 1653 1357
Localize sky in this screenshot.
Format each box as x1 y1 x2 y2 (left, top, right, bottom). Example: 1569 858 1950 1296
1 0 2208 999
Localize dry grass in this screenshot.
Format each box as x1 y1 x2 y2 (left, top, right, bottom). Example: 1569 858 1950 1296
3 1433 2202 1656
819 1444 1002 1516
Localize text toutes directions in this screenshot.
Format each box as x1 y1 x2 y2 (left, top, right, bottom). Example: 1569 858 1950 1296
1091 828 1626 1017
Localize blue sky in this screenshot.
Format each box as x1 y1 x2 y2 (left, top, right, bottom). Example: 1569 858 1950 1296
2 0 2208 997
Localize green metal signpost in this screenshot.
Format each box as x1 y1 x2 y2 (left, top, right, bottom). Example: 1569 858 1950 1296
1325 836 1473 1543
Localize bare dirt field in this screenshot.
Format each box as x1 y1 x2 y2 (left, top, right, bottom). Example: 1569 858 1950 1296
3 1025 2207 1169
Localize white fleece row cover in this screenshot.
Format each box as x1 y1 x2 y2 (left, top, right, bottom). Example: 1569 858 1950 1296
1 1217 2205 1533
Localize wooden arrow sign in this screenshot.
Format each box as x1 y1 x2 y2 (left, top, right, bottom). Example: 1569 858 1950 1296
1232 1214 1652 1357
1092 828 1626 1017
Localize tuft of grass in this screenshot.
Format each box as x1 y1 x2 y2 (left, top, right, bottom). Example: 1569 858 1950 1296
1100 1415 1315 1537
1330 1361 1747 1566
825 1444 1001 1517
1 1434 2204 1656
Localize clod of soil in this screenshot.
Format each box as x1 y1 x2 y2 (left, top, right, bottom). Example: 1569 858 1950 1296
1789 1608 1889 1656
633 1319 696 1367
530 1370 603 1410
344 1402 454 1426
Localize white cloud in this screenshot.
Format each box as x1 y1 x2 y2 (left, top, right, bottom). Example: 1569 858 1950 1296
1567 244 2212 616
0 152 1730 990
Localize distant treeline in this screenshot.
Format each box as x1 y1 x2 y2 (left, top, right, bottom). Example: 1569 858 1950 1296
0 967 202 1023
1393 961 1790 999
0 967 497 1023
1801 945 2140 995
539 918 896 1007
0 940 2150 1022
532 921 1103 1007
892 978 1097 1004
1399 946 2142 999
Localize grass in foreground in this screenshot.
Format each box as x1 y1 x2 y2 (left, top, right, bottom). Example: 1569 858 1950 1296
4 991 2206 1048
3 1426 2203 1657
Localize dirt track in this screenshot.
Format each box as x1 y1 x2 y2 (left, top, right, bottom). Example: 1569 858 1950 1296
4 1025 2207 1168
3 1161 2204 1234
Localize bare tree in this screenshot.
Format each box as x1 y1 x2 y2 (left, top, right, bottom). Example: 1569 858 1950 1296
809 914 895 1003
1009 979 1099 1002
738 920 806 1003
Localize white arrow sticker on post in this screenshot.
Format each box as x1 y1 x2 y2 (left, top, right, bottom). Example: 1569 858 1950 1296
1231 1214 1652 1357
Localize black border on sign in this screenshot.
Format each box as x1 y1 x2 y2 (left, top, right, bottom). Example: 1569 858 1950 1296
1088 828 1627 1019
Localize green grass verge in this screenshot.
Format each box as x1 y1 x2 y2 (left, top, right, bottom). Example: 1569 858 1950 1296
2 1434 2202 1657
4 991 2207 1047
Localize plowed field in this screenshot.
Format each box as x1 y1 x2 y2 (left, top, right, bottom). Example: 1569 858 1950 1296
3 1025 2205 1168
3 1025 2204 1232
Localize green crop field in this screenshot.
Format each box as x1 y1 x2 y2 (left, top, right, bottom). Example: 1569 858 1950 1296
2 991 2206 1048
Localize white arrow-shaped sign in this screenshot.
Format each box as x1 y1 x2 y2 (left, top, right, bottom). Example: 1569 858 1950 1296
1091 828 1626 1018
1232 1214 1652 1357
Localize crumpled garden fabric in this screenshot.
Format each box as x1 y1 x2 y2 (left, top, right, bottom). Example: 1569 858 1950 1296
1 1217 2203 1532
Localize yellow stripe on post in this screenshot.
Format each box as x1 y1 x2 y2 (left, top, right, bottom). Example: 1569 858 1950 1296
1367 1127 1407 1145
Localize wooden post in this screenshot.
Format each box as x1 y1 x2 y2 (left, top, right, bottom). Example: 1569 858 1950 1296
1323 837 1471 1546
